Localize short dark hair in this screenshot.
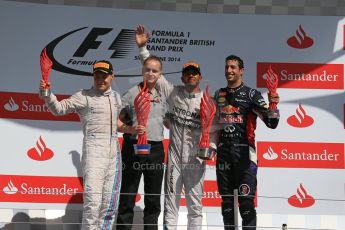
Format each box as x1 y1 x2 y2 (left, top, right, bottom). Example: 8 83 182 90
143 55 163 70
225 55 244 69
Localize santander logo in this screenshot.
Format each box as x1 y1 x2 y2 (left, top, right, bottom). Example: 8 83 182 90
257 141 345 169
27 136 54 161
3 180 18 195
263 146 278 160
0 91 79 121
287 25 313 49
3 97 19 112
288 183 315 208
257 62 344 90
287 104 314 128
0 175 83 203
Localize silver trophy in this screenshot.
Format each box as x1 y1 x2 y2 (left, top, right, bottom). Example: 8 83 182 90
39 88 51 98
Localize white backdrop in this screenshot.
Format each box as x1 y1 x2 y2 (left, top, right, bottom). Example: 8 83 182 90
0 1 344 218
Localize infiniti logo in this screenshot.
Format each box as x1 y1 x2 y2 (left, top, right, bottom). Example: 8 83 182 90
224 125 235 133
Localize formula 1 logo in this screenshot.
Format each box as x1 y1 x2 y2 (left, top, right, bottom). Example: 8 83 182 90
27 136 54 161
287 104 314 128
287 25 313 49
43 27 136 76
288 183 315 208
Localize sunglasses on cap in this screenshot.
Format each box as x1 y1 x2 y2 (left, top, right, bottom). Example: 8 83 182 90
182 68 200 75
93 71 111 79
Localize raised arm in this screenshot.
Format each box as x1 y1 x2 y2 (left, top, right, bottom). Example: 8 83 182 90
135 24 174 98
250 89 279 129
39 80 86 116
136 24 150 63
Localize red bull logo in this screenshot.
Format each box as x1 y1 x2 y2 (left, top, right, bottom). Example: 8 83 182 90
220 105 240 114
219 105 243 124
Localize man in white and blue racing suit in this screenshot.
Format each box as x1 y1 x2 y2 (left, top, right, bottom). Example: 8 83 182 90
39 60 144 230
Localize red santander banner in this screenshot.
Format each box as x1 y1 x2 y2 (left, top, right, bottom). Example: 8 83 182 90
0 91 79 121
257 63 344 90
180 180 258 207
0 175 83 203
257 141 345 169
180 180 221 207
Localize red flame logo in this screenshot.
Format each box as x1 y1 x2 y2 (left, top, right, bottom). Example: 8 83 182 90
287 25 314 49
4 97 19 112
265 65 279 90
263 146 278 160
3 180 18 195
287 104 314 128
27 136 54 161
262 65 279 86
288 183 315 208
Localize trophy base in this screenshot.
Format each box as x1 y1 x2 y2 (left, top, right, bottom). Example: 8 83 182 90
134 144 151 155
197 148 212 160
39 88 50 98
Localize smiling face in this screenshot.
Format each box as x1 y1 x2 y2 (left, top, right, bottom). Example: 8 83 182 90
181 67 202 87
225 59 244 87
142 59 162 87
93 71 114 93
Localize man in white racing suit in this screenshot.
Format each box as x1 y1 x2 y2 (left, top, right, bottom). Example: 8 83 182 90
136 24 211 230
39 60 144 230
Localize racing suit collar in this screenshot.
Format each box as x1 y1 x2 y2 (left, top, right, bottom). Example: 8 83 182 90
226 82 244 93
183 87 201 98
92 86 112 96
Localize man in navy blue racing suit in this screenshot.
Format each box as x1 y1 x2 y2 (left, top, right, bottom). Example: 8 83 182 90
211 55 280 230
